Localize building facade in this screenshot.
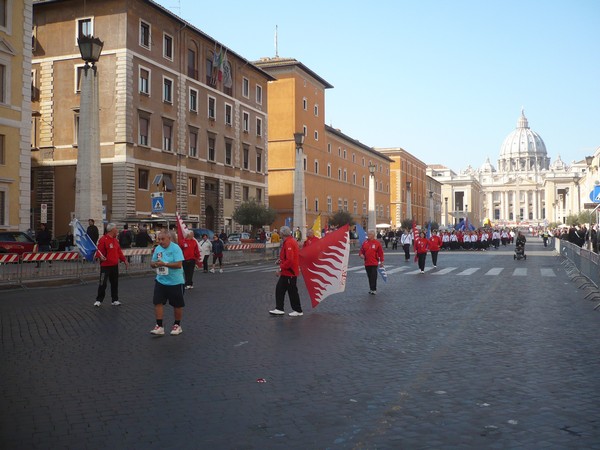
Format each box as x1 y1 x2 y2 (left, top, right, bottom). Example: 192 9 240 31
0 0 32 231
254 57 391 231
31 0 271 235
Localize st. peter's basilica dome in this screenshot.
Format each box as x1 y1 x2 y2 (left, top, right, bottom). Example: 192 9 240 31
497 110 550 172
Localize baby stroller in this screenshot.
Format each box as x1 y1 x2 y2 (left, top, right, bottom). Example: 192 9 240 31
514 242 526 260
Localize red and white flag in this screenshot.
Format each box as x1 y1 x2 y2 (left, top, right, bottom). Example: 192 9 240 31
299 224 350 308
175 212 189 245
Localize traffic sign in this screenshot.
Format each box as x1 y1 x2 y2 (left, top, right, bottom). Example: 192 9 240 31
151 196 164 213
589 186 600 203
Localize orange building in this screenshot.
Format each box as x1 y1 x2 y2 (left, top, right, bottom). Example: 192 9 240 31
255 57 391 231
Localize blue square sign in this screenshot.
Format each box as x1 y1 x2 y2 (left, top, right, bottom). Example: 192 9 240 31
590 186 600 203
151 196 165 212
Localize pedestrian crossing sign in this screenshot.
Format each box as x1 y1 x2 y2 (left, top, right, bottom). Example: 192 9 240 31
151 196 165 212
589 186 600 203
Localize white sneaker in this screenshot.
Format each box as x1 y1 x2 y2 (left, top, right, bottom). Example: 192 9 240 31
289 311 304 317
111 301 121 306
269 309 285 315
219 269 223 273
93 301 101 307
150 325 165 336
209 268 215 273
170 324 183 336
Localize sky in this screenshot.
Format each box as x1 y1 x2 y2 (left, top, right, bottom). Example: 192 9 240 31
155 0 599 173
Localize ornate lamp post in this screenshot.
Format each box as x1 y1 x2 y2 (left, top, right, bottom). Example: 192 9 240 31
368 163 376 231
293 132 306 240
75 35 104 226
444 197 448 226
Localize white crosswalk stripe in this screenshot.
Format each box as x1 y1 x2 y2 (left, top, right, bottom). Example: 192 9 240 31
457 268 480 276
386 266 411 274
513 268 527 276
541 268 556 277
431 267 457 275
485 268 504 276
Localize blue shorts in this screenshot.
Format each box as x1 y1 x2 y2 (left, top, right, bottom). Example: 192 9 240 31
153 281 185 308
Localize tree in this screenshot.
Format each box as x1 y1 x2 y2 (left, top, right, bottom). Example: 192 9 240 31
232 199 276 233
400 218 413 231
328 210 353 228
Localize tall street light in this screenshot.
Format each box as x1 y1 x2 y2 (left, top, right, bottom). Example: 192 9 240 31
428 191 434 223
368 163 376 231
406 181 412 221
293 132 306 241
444 197 448 226
75 35 104 227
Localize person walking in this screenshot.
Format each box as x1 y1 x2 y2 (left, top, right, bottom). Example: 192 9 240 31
269 226 303 317
415 230 429 274
86 219 99 244
428 229 442 268
400 228 412 262
35 223 53 268
210 234 225 273
270 229 281 257
150 230 185 336
94 223 128 306
359 229 385 295
181 230 200 289
304 229 319 247
198 233 212 273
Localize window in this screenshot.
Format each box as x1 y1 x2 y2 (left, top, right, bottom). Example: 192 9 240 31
139 67 150 95
243 145 249 169
353 201 358 214
344 200 348 211
314 160 319 174
314 199 319 212
77 17 92 40
243 186 249 201
189 128 198 157
338 198 343 211
352 173 356 184
363 202 367 215
242 112 249 132
154 173 175 192
75 65 84 93
343 170 347 182
162 120 173 151
327 143 331 153
352 153 356 163
225 103 232 125
138 169 149 190
225 183 232 199
314 104 319 116
314 130 318 141
256 117 262 136
303 98 307 110
140 20 151 48
208 96 216 119
327 164 331 178
205 54 214 85
256 188 262 202
338 168 341 180
362 176 365 187
256 85 263 104
242 77 249 98
225 140 232 165
338 147 341 156
303 125 307 136
343 149 347 159
208 135 216 161
189 88 198 112
138 114 150 146
327 197 332 213
73 113 79 145
0 134 4 164
187 48 197 79
163 33 173 60
163 77 173 103
188 177 198 196
256 151 262 173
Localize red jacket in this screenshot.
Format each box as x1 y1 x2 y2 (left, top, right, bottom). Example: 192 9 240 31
279 236 300 277
428 235 442 252
414 237 429 254
181 237 200 261
359 238 384 266
304 236 319 247
96 234 126 267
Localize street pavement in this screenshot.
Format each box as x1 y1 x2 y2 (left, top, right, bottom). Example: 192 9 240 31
1 238 599 449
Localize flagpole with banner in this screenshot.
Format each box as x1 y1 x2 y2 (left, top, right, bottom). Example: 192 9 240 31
70 218 101 261
311 214 322 238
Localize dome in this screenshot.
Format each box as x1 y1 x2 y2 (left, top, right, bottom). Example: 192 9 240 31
480 157 496 173
497 110 550 172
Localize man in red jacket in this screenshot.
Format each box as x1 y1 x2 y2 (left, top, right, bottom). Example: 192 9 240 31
359 229 384 295
94 223 128 307
181 230 200 289
269 226 303 317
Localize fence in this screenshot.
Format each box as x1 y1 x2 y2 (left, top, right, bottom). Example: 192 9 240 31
556 237 600 288
0 243 280 288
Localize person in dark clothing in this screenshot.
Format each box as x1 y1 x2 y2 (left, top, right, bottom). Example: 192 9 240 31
87 219 100 244
210 235 225 273
118 224 133 249
35 223 53 268
65 230 75 251
135 226 154 248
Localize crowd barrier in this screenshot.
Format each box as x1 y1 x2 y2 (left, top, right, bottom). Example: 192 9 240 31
556 238 600 288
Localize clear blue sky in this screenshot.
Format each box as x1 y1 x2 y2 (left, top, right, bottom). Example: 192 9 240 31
155 0 599 173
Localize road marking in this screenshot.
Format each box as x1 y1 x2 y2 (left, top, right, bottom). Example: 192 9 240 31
457 268 480 276
347 266 365 272
485 267 503 276
431 267 457 275
541 268 556 277
386 266 410 274
513 268 527 276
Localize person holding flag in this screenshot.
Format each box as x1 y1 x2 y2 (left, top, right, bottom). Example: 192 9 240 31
304 229 319 247
269 226 303 317
358 229 384 295
94 223 128 307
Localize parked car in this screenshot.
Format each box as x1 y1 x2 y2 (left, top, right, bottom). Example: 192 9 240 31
227 232 251 245
191 228 214 240
0 231 37 255
51 234 69 251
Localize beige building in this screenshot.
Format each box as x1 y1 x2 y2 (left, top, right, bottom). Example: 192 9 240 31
0 0 32 231
31 0 271 235
255 57 391 231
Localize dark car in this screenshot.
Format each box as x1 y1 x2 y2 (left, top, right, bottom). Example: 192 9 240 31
0 231 37 255
191 228 214 240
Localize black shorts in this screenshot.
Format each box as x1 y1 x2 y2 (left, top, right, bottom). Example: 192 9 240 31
153 281 185 308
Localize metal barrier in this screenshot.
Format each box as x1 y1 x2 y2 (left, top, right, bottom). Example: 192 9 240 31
557 238 600 288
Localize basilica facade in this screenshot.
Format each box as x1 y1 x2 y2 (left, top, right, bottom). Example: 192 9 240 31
429 111 588 228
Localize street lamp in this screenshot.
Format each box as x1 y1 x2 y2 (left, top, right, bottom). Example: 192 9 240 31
444 197 448 226
428 190 434 222
74 34 104 228
406 181 412 220
368 163 376 231
293 132 306 241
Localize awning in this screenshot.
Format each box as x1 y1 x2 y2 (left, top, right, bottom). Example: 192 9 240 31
376 223 391 228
